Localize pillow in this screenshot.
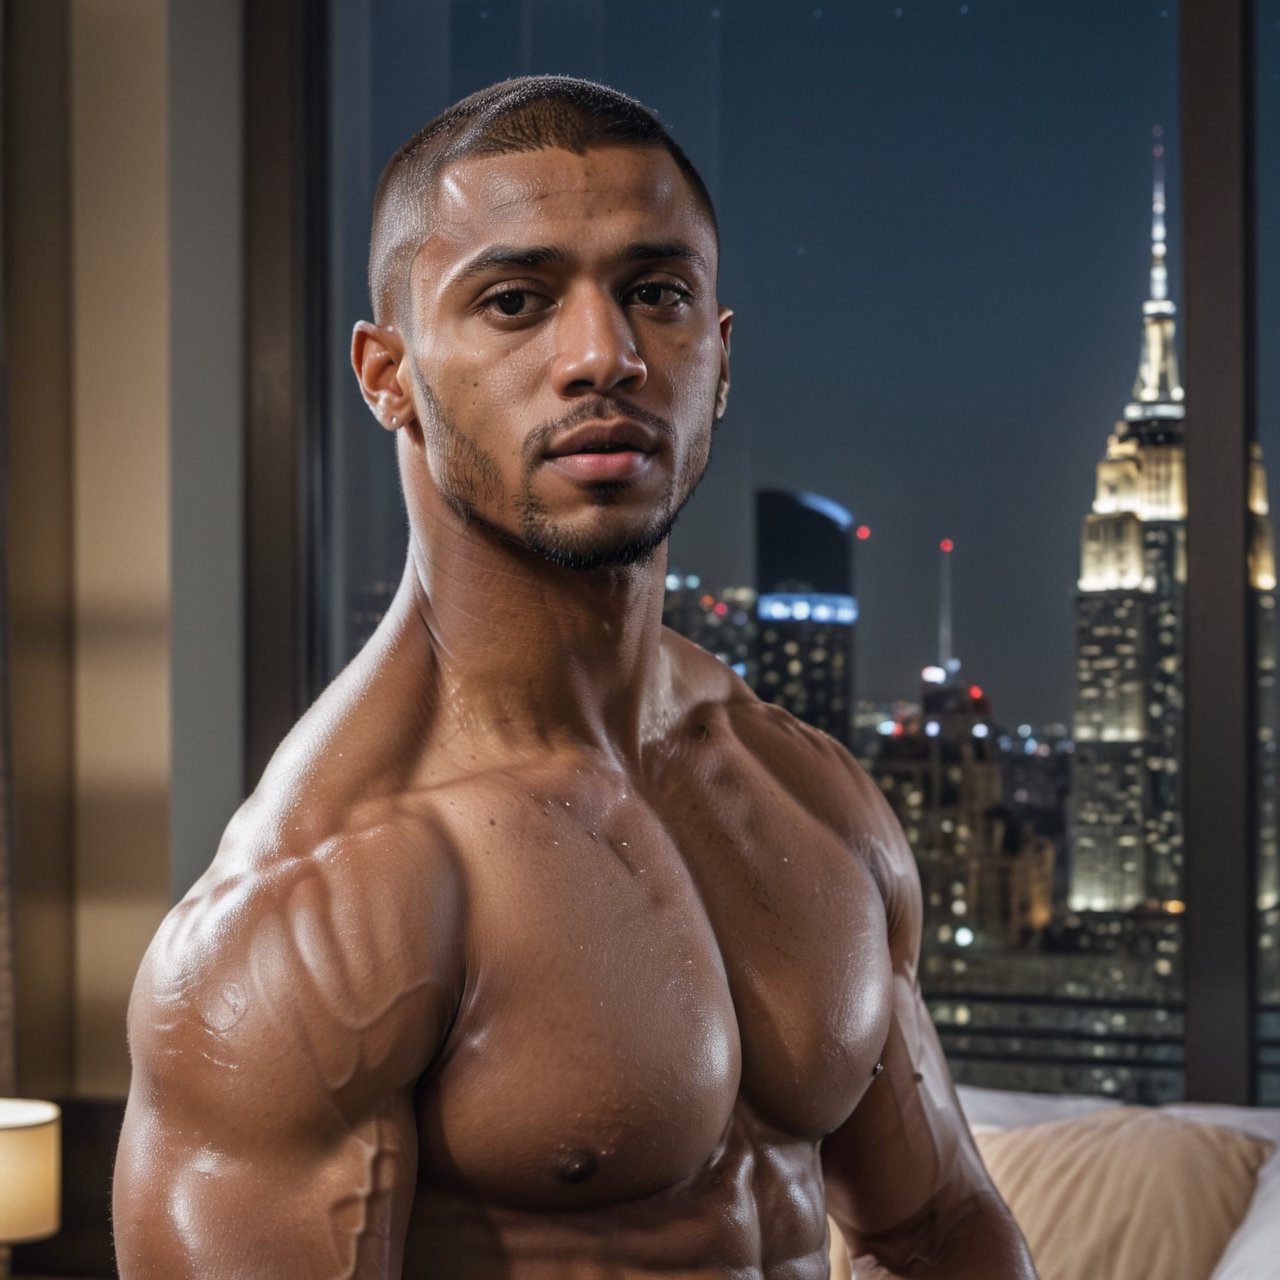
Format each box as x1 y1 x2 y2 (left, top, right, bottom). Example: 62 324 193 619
974 1107 1274 1280
1162 1103 1280 1280
958 1082 1120 1130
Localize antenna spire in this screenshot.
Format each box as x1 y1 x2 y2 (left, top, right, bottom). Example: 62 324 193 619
1127 125 1184 415
1149 126 1168 304
939 539 955 671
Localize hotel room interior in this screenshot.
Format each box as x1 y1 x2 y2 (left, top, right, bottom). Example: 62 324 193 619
1 2 1277 1277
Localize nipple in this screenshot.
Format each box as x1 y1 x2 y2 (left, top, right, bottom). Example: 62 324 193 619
557 1149 599 1184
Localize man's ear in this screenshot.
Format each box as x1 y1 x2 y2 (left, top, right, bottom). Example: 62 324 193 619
351 321 414 432
715 306 733 421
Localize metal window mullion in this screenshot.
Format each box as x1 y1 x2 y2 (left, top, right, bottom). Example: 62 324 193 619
244 0 326 786
1181 0 1258 1105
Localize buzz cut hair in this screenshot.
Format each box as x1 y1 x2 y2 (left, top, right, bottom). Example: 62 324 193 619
367 75 718 329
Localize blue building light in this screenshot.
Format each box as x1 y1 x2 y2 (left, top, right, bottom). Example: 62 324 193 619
757 592 858 625
795 491 853 531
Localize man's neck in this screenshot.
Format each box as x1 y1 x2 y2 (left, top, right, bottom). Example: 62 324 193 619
400 513 672 766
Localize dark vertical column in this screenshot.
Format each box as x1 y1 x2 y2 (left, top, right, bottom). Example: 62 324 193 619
0 0 19 1105
170 0 246 900
1181 0 1257 1103
244 0 327 785
3 0 76 1100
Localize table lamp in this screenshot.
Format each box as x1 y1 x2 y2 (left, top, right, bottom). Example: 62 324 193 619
0 1099 61 1249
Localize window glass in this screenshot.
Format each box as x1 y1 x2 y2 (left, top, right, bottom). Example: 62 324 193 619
323 0 1188 1100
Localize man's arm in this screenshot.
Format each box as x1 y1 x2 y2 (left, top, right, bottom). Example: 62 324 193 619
113 826 464 1279
820 767 1037 1280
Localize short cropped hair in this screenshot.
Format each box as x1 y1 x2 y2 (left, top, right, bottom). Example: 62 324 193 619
367 75 718 328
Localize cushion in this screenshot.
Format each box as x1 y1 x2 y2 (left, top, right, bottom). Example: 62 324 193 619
958 1082 1121 1129
974 1107 1274 1280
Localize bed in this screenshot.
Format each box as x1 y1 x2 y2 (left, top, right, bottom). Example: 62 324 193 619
828 1084 1280 1279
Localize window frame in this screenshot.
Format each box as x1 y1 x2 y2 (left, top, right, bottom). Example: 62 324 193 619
1181 0 1259 1104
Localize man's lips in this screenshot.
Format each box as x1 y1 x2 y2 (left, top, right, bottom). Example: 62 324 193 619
542 419 661 459
541 419 661 482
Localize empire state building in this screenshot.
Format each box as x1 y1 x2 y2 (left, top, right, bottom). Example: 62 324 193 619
1069 141 1280 914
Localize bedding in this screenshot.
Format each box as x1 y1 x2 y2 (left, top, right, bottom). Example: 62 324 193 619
973 1106 1272 1280
957 1085 1280 1280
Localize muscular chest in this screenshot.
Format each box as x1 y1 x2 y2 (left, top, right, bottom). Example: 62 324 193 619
420 761 892 1208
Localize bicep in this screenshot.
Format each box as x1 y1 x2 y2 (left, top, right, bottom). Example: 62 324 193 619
114 845 461 1279
114 1065 419 1280
821 806 1001 1260
821 965 994 1244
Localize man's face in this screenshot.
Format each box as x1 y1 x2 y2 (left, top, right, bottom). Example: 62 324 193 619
395 144 731 571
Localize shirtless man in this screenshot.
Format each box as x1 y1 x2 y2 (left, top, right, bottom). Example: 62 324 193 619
114 77 1036 1279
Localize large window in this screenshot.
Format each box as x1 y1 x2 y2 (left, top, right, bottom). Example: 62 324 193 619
276 0 1268 1101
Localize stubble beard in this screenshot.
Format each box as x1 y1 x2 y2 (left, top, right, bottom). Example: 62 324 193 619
413 375 714 574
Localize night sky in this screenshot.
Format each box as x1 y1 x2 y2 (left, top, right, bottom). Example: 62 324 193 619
327 0 1279 728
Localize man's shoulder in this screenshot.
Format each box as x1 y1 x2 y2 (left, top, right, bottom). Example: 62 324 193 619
130 794 466 1103
660 647 916 895
160 782 464 976
718 690 877 816
661 622 756 706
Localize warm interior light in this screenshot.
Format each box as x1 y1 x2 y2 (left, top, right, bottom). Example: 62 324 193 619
0 1099 61 1244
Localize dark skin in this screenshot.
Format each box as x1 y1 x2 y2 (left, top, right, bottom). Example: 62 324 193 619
113 143 1036 1279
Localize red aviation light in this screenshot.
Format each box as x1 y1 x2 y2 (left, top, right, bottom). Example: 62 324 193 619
856 524 872 541
940 538 955 553
969 684 984 700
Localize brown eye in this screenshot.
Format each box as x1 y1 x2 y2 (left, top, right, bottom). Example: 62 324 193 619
494 291 527 316
484 289 551 319
627 281 690 308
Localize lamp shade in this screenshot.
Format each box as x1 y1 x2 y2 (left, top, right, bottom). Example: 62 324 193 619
0 1099 61 1243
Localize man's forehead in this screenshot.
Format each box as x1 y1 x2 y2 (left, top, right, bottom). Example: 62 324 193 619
422 145 707 248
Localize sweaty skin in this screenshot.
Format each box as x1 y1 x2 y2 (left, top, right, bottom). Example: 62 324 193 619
114 143 1036 1279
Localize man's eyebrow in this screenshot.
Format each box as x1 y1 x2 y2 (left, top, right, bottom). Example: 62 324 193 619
447 244 570 287
446 240 710 290
624 241 710 274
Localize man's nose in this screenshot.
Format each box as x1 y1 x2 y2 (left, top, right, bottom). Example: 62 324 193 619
550 288 647 397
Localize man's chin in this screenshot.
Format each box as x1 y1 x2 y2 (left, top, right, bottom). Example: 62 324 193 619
520 523 672 573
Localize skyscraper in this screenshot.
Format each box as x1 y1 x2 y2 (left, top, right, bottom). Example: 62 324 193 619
662 575 759 686
754 490 858 746
869 541 1056 951
872 675 1056 951
1069 139 1279 914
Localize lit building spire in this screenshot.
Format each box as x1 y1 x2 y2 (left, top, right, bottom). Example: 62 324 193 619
1149 131 1168 304
1127 126 1184 419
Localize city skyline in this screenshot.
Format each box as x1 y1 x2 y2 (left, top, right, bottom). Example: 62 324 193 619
668 122 1184 727
648 4 1187 732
